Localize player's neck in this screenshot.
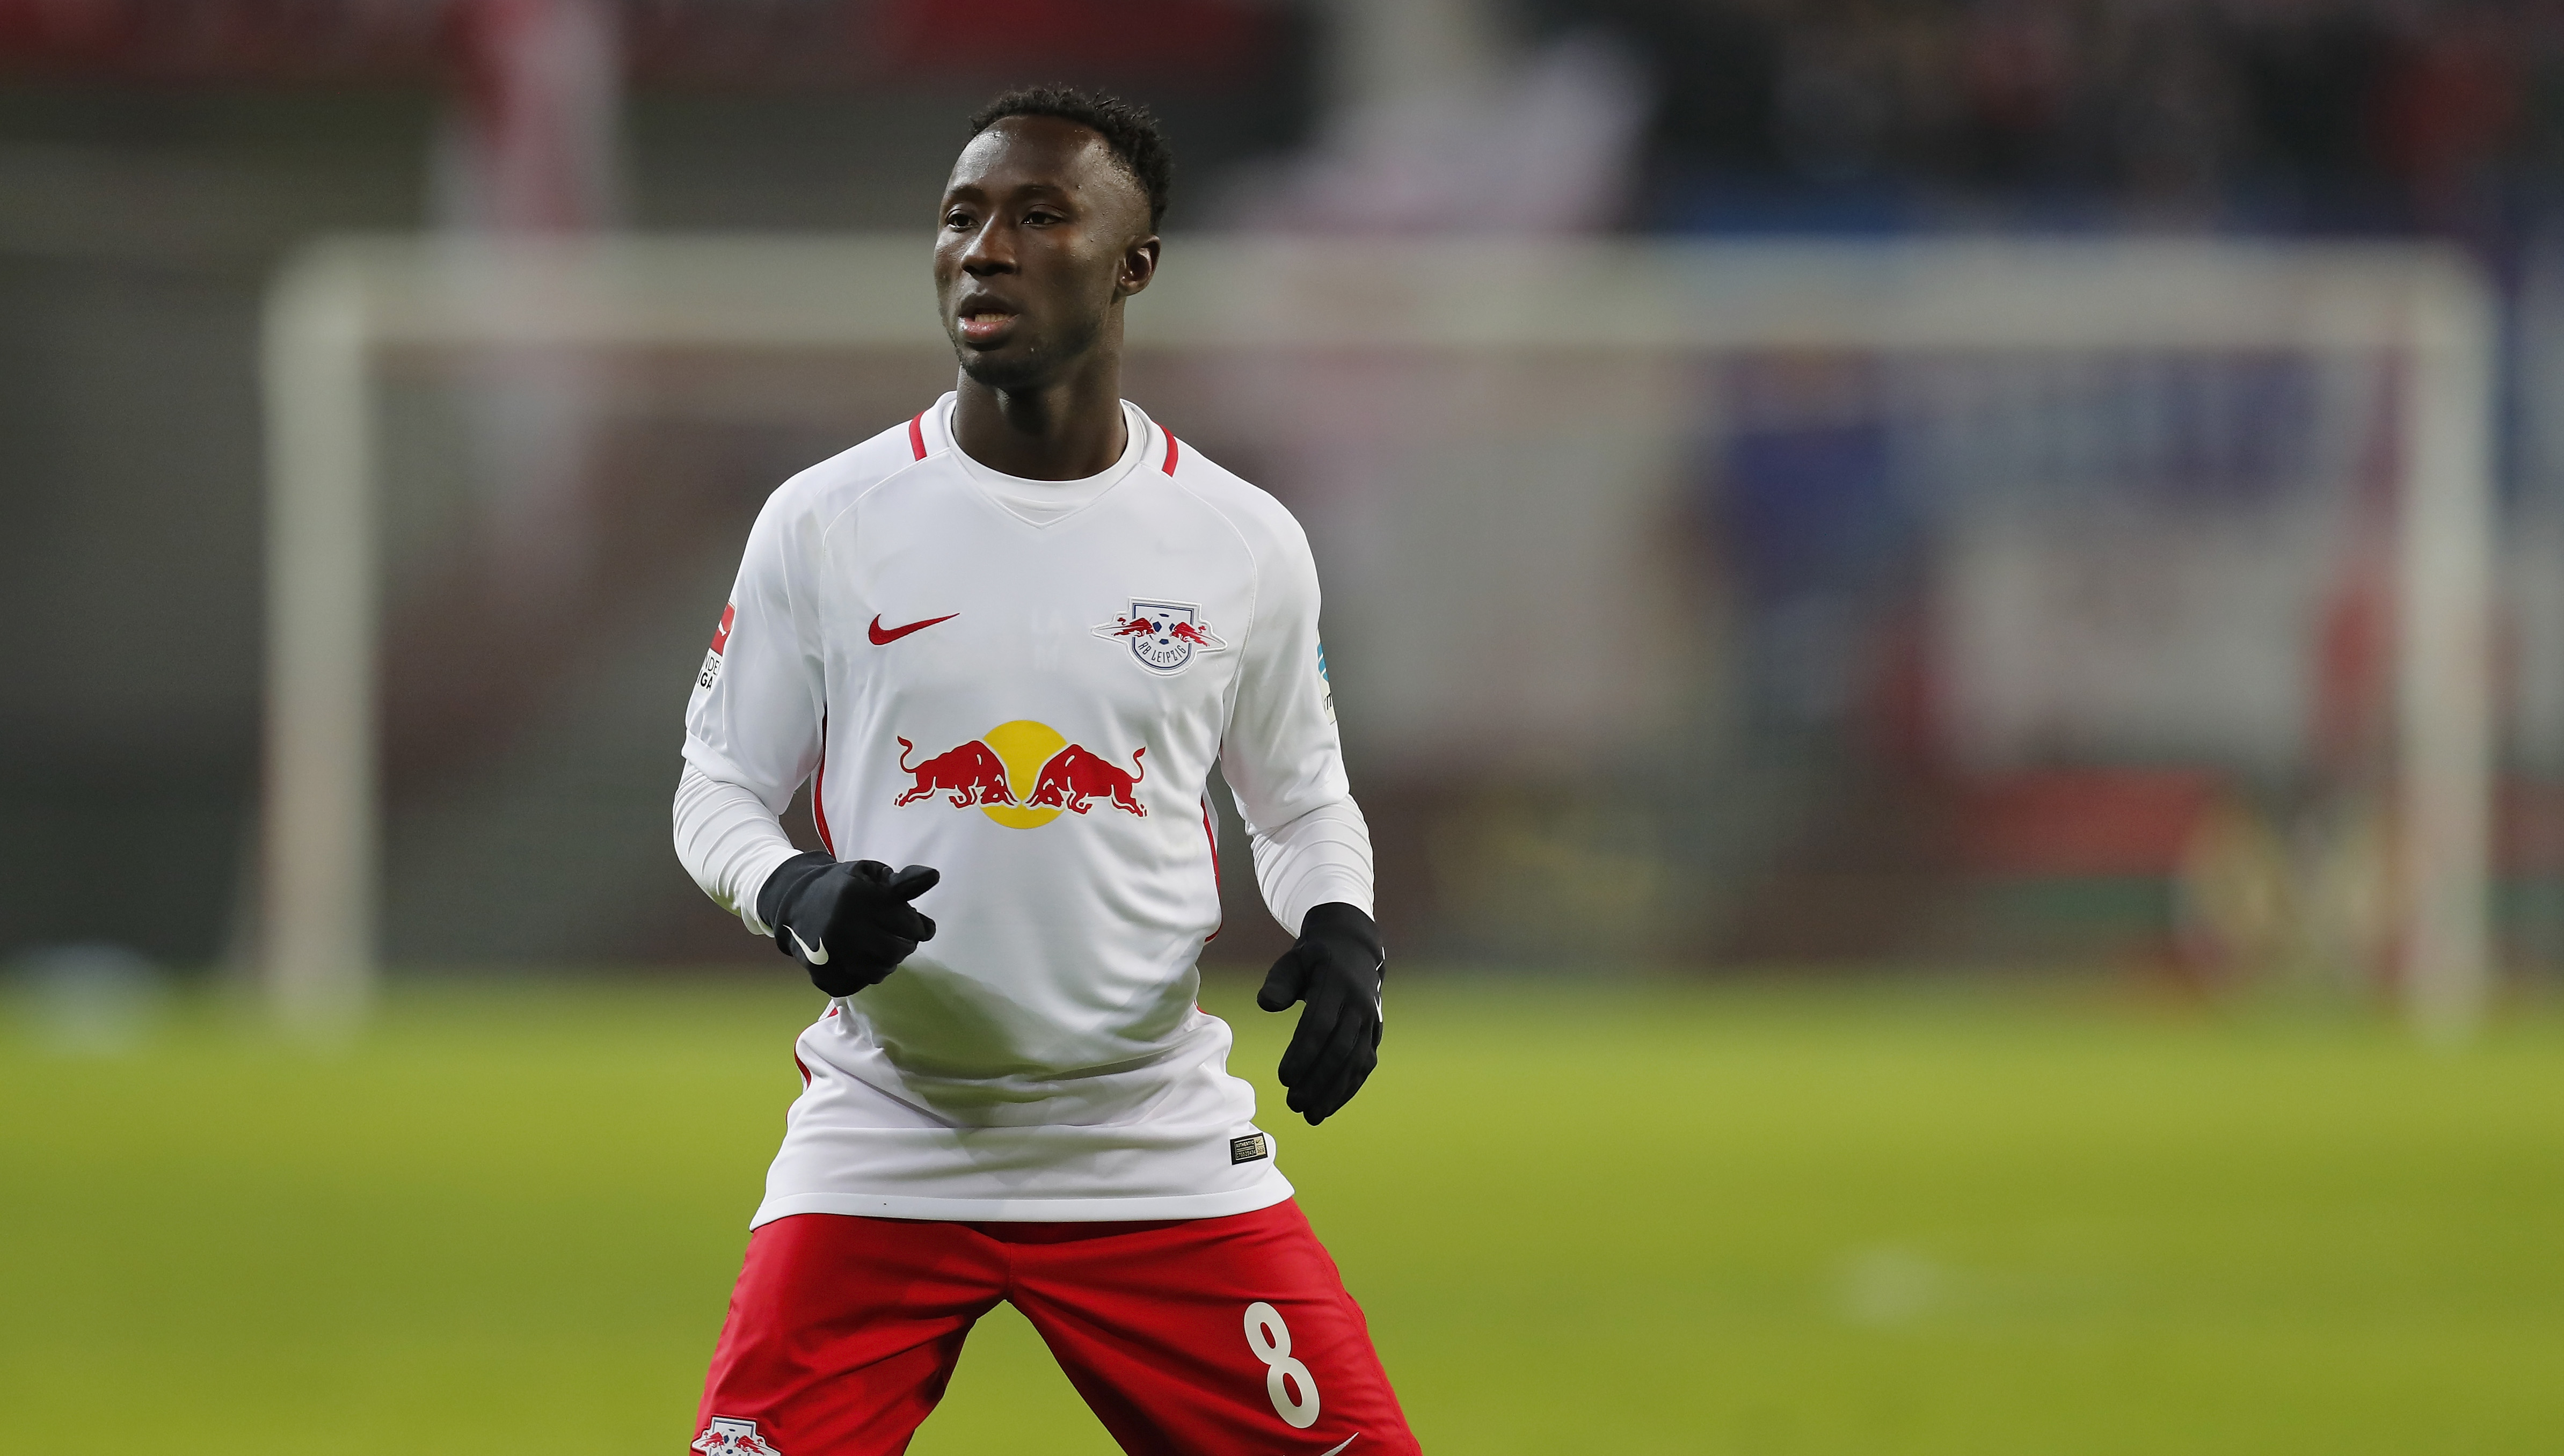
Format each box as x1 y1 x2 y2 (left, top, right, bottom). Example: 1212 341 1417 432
950 360 1127 482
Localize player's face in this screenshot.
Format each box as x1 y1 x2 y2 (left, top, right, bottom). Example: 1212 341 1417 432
935 117 1158 390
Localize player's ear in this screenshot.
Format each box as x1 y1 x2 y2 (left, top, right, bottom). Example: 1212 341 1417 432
1119 236 1160 297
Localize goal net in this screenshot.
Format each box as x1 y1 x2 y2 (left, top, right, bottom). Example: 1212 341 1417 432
259 236 2499 1036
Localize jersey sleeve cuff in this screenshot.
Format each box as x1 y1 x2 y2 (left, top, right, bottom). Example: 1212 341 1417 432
736 840 814 938
1277 873 1374 938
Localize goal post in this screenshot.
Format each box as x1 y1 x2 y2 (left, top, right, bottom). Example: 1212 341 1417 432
261 251 376 1038
259 234 2499 1037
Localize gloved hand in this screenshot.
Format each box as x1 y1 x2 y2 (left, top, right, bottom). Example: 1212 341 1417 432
1256 901 1385 1125
757 851 939 998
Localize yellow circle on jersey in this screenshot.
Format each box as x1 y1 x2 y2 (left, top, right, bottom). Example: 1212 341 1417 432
979 719 1066 829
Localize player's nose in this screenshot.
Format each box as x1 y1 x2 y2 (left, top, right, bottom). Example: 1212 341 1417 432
958 222 1016 275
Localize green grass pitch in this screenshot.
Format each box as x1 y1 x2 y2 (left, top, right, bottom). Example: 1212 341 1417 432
5 973 2562 1453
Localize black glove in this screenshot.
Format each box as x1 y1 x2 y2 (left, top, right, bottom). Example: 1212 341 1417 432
757 851 939 998
1256 901 1385 1125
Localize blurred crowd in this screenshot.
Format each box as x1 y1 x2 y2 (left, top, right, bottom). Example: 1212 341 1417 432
1542 0 2564 236
0 0 1291 89
4 1 2561 239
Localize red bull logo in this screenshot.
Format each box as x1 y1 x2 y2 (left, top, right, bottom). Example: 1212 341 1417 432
1028 742 1147 818
894 736 1015 807
894 719 1146 827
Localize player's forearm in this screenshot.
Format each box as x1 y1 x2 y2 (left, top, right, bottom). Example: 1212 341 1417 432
1248 798 1374 935
673 763 812 936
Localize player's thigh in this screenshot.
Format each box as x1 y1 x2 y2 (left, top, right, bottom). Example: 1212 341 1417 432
1007 1201 1419 1456
696 1213 1003 1456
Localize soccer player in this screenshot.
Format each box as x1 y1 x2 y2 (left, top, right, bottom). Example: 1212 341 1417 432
671 87 1418 1455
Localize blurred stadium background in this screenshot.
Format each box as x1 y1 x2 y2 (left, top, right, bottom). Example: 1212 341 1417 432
5 1 2564 1451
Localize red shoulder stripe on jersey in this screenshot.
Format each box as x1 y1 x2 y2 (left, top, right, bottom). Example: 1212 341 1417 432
812 709 835 856
1161 430 1180 475
1200 796 1221 943
793 1052 812 1089
907 413 927 460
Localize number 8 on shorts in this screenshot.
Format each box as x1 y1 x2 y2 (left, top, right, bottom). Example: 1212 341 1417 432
1243 1300 1320 1429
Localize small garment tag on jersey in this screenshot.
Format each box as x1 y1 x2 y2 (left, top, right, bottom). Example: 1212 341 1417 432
1230 1133 1270 1164
1317 643 1336 724
696 603 735 691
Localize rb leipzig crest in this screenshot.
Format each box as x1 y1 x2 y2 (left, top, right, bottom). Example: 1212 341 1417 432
1094 599 1226 675
693 1417 782 1455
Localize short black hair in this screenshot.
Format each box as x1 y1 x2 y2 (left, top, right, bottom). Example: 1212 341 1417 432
966 85 1174 232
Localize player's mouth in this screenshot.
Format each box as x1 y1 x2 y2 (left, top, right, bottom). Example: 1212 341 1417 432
957 309 1019 345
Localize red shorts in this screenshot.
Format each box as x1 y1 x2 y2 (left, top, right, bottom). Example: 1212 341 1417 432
691 1199 1420 1456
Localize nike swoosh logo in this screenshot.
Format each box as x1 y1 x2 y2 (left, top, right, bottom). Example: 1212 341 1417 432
1318 1436 1358 1456
869 613 957 645
788 928 829 965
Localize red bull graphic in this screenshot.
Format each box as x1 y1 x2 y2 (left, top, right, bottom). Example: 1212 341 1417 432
1093 599 1226 675
693 1417 782 1455
894 736 1016 807
893 719 1146 827
1028 743 1148 818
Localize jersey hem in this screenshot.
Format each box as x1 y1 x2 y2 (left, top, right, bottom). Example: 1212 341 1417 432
747 1175 1295 1227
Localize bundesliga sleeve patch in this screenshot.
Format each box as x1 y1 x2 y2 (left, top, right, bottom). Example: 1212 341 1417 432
1230 1132 1270 1164
696 602 735 691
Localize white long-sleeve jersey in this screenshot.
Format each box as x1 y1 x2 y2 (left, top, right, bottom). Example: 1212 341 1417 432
677 394 1374 1223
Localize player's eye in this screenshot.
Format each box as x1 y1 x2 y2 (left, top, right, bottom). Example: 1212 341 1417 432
1026 209 1062 226
944 209 974 229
